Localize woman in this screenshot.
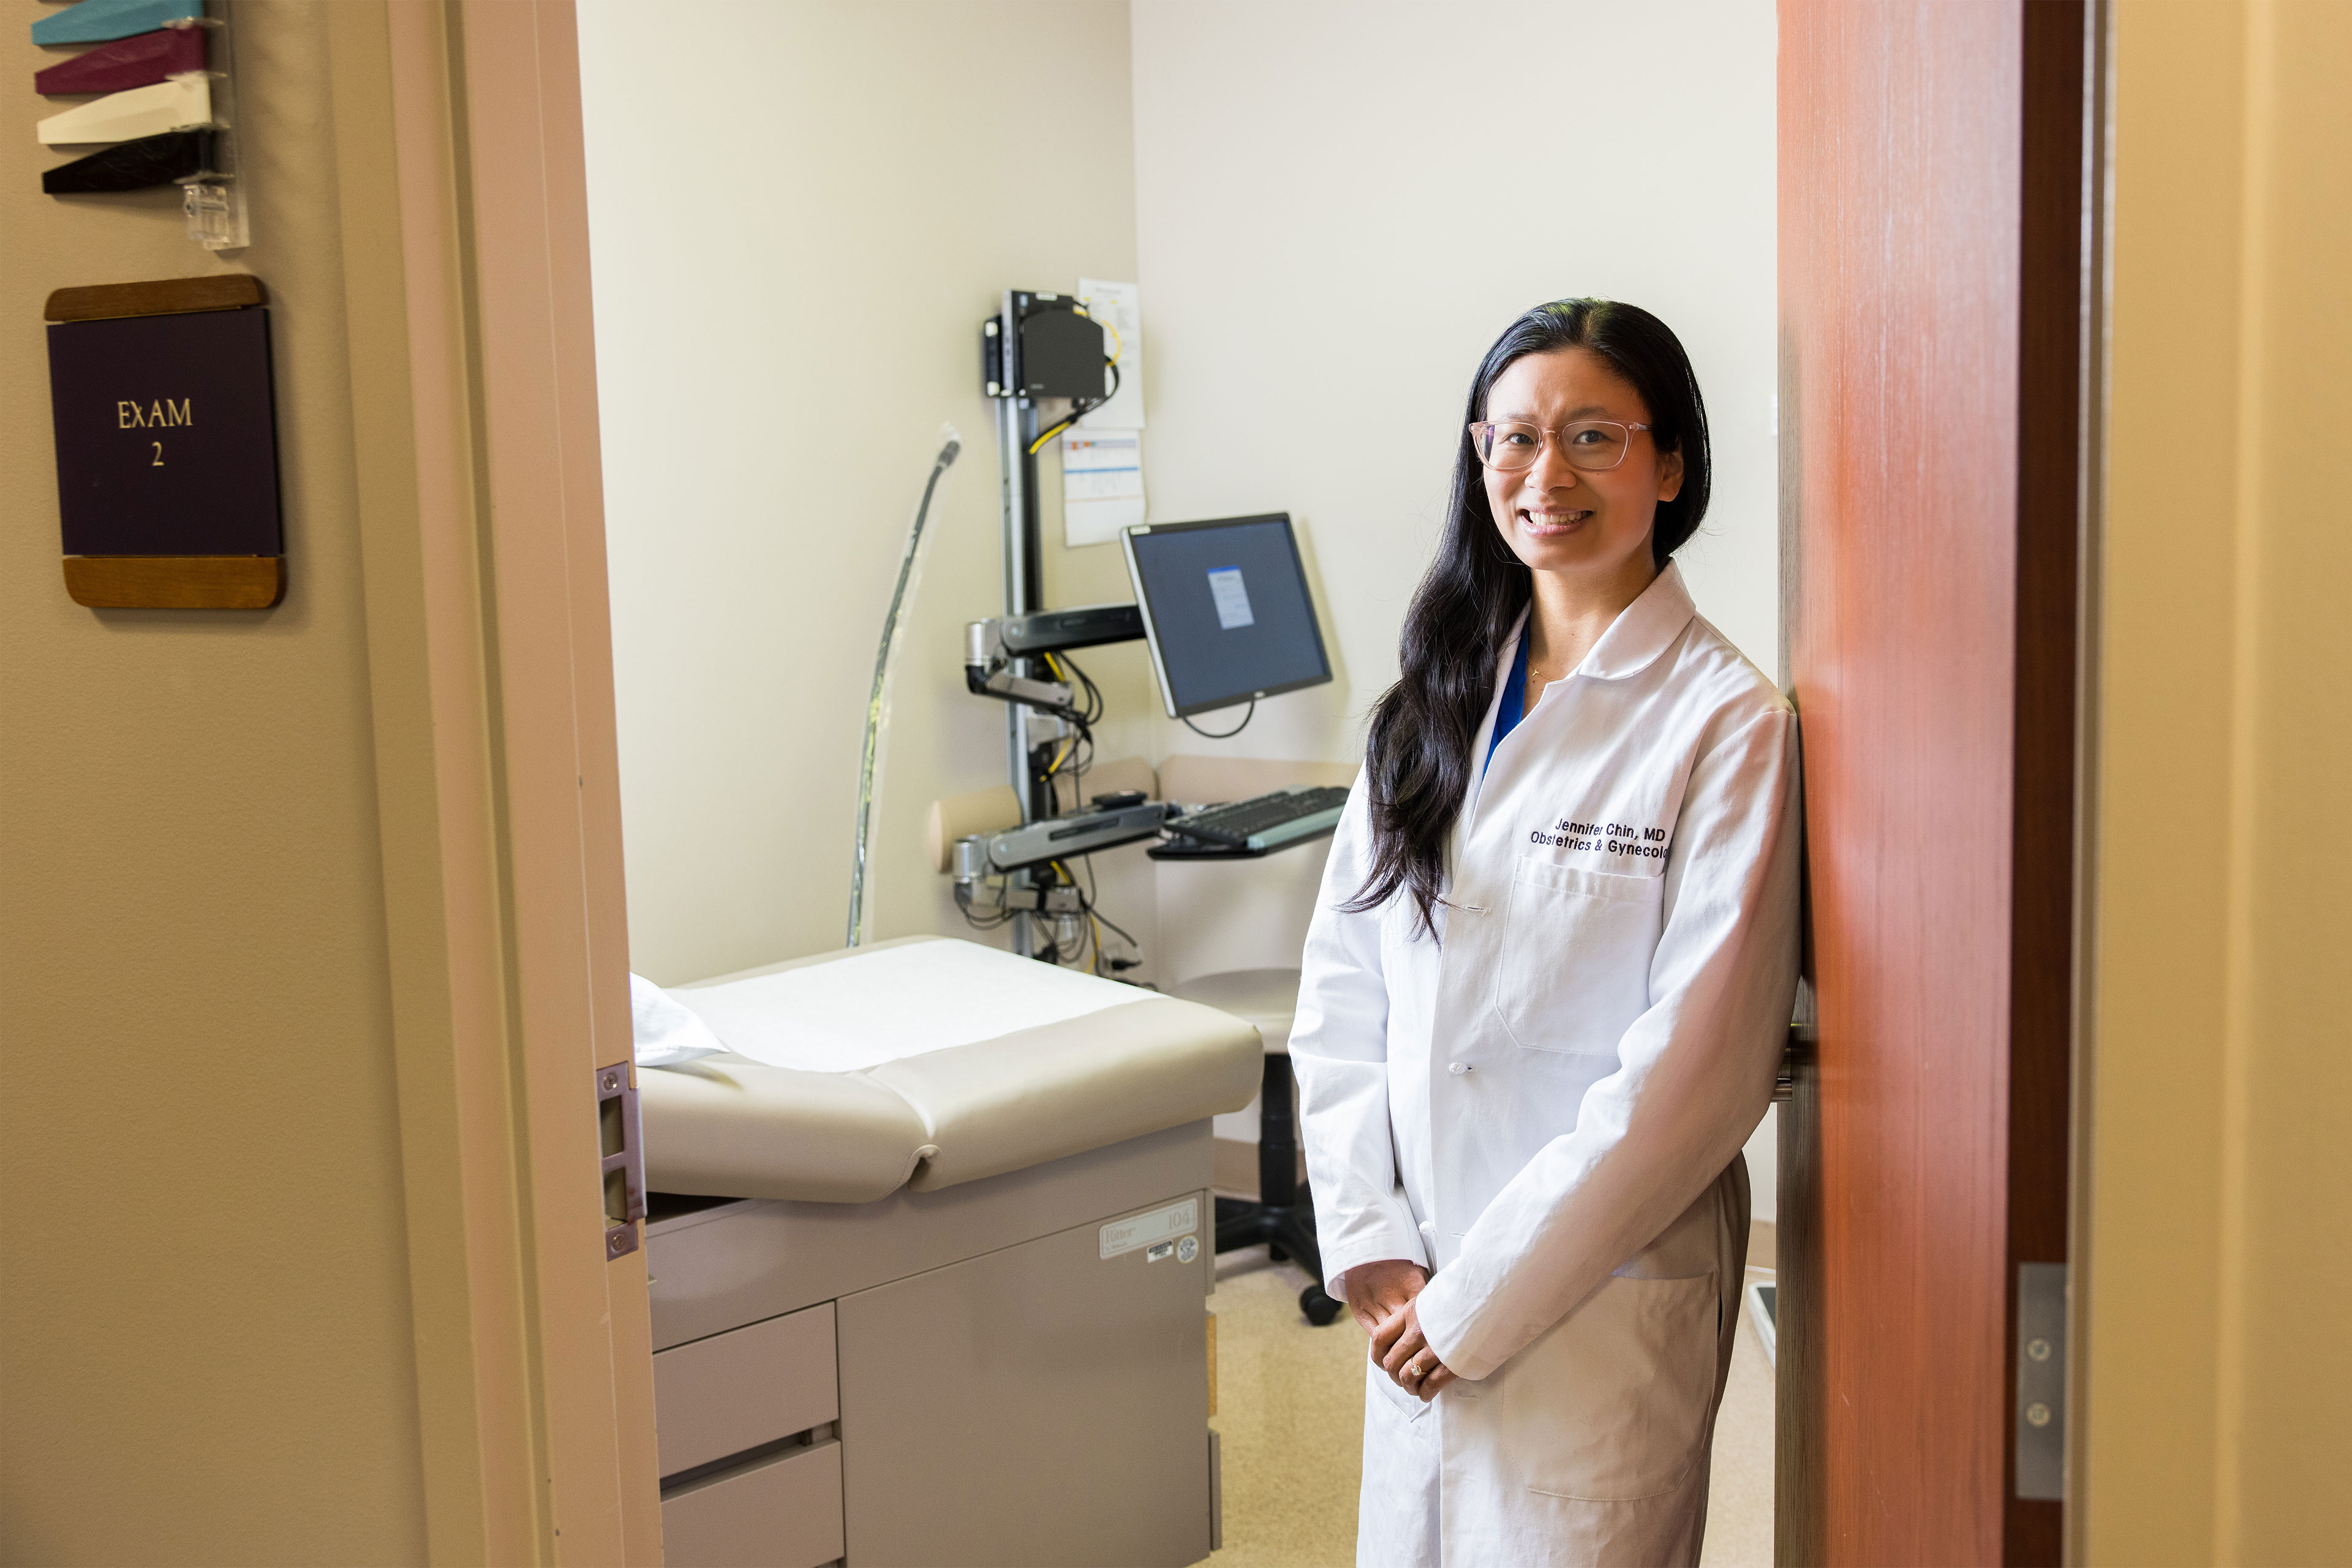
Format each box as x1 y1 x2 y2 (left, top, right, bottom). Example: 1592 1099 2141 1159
1291 299 1800 1566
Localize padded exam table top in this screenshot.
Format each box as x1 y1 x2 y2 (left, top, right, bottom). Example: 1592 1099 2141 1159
637 937 1262 1204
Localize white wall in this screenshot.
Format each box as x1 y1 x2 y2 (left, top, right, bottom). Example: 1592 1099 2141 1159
1129 0 1781 748
1128 1 1782 1211
578 0 1148 984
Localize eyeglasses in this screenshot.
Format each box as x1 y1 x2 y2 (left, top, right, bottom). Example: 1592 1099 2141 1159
1467 418 1653 473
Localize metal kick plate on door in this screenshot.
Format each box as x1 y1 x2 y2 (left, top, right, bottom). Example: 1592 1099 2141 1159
2015 1262 2067 1499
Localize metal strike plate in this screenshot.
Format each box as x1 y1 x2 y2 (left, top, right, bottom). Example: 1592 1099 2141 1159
2015 1261 2067 1499
597 1061 644 1260
1774 984 1815 1104
1773 1024 1808 1102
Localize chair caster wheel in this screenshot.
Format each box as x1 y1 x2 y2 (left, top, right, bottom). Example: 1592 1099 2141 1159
1300 1284 1343 1327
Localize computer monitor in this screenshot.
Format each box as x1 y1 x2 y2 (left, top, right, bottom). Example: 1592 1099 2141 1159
1121 513 1332 719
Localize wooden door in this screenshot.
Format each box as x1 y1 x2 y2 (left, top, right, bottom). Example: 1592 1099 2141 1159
1776 4 2090 1562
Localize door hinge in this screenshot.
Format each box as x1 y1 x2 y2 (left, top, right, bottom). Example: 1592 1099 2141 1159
2015 1261 2068 1499
598 1061 646 1259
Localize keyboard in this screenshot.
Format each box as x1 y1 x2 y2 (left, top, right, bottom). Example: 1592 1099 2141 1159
1163 785 1350 853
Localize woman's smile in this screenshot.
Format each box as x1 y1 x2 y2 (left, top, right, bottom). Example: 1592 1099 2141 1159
1517 504 1596 536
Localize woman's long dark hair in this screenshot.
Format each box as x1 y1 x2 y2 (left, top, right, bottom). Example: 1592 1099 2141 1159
1348 298 1711 935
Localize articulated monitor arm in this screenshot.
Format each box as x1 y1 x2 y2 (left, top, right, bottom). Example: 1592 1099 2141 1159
963 619 1085 722
963 604 1144 722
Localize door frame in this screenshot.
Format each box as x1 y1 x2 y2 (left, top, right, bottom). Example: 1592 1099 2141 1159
2064 3 2114 1560
329 2 659 1560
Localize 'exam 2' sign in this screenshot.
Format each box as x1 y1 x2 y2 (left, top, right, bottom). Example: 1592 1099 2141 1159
118 398 194 428
46 306 280 558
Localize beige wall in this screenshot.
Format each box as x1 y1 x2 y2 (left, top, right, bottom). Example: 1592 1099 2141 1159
2081 1 2352 1559
4 4 660 1561
0 6 428 1561
578 0 1150 985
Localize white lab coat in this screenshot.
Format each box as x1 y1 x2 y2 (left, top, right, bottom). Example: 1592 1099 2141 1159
1292 564 1800 1567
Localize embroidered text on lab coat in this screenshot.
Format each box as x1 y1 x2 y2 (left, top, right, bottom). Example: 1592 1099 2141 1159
1529 816 1672 858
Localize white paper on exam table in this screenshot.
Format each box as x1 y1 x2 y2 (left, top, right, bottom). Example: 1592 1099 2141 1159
671 940 1166 1074
631 972 728 1067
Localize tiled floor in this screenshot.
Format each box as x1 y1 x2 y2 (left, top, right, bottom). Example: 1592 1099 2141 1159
1205 1240 1776 1567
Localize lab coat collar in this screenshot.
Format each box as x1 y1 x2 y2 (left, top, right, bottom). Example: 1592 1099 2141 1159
1460 564 1694 843
1575 560 1697 681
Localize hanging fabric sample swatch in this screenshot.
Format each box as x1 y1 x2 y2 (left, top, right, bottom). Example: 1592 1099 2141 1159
30 0 202 46
33 25 206 92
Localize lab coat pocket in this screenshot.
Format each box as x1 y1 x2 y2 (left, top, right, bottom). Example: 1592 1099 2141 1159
1366 1353 1434 1424
1495 856 1664 1054
1500 1270 1718 1502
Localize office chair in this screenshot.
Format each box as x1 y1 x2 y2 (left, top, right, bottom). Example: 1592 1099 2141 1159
1168 967 1342 1327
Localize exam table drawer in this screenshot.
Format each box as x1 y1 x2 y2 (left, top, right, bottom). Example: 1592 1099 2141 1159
654 1301 837 1479
661 1439 843 1568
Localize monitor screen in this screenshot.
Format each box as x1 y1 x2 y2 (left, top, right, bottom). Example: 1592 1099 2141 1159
1121 513 1332 718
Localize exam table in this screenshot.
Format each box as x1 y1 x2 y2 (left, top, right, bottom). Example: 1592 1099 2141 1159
636 935 1261 1568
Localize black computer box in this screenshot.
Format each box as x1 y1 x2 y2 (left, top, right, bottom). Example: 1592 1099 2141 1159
981 291 1108 402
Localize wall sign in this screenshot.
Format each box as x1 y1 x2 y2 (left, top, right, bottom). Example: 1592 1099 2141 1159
43 273 282 609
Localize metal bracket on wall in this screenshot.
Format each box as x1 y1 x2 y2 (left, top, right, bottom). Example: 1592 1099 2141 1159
2015 1261 2068 1499
597 1062 645 1259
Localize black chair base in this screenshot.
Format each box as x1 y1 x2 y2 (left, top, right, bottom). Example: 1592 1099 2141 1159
1216 1194 1342 1325
1213 1054 1343 1327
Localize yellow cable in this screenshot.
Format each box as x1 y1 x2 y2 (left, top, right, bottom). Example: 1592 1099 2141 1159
1038 659 1075 775
1024 309 1121 454
1041 655 1080 785
1071 306 1123 367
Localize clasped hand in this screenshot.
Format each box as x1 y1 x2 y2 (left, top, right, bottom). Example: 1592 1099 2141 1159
1344 1258 1457 1401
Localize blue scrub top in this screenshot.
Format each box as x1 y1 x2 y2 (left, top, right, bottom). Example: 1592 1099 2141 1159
1485 630 1531 774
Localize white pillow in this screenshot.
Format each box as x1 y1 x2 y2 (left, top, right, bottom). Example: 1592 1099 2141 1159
631 973 727 1068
